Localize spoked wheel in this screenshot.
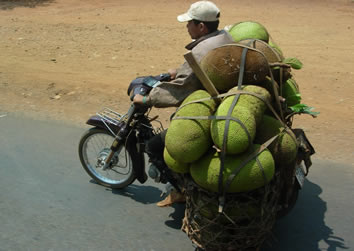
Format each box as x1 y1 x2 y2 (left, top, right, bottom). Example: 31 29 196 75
78 127 136 188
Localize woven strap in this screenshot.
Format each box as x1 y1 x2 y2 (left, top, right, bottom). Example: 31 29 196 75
218 46 250 196
218 132 281 214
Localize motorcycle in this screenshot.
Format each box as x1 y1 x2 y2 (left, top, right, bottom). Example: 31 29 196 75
78 74 315 218
78 73 182 191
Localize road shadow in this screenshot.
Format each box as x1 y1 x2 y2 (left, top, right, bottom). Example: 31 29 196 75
0 0 55 10
262 179 348 251
109 184 164 204
108 181 186 229
164 203 186 230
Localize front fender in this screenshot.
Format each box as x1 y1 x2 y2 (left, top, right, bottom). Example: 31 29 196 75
86 115 120 135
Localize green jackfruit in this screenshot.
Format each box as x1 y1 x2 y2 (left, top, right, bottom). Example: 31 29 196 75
283 57 303 70
165 90 217 163
255 115 298 165
228 21 269 43
238 39 283 63
211 103 256 154
190 146 275 193
283 78 301 106
269 40 284 58
200 44 269 92
227 85 271 125
163 147 189 174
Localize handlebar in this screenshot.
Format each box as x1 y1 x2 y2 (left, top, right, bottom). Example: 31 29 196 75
128 73 171 101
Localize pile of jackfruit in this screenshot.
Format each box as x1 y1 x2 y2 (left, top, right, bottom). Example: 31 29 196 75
163 21 308 194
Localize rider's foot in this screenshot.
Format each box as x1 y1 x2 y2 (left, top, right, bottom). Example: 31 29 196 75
148 163 161 182
156 189 186 207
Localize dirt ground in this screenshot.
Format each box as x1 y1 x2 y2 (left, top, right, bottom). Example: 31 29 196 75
0 0 353 165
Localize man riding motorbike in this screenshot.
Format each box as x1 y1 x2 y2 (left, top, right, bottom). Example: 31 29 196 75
132 1 234 207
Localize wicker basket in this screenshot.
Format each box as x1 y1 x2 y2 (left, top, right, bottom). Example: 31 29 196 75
182 171 282 251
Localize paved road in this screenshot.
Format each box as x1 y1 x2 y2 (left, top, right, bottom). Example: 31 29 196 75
0 113 353 251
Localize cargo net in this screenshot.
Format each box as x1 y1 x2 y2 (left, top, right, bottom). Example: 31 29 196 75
182 171 282 251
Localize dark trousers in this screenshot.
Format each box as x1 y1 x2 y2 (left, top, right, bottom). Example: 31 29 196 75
145 129 167 161
145 129 182 191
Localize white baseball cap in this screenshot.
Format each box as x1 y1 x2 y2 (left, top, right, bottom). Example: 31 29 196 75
177 1 220 22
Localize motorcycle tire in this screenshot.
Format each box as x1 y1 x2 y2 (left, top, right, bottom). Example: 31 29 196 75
277 182 300 218
78 127 136 189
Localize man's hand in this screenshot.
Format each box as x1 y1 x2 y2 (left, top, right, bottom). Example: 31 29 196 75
133 94 151 107
168 69 177 80
133 94 144 104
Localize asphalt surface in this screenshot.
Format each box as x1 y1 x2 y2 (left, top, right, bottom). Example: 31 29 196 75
0 112 353 251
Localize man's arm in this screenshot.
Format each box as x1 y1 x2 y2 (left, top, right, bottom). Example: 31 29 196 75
143 61 203 108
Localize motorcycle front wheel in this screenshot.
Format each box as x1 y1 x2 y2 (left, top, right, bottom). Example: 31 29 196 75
78 127 136 188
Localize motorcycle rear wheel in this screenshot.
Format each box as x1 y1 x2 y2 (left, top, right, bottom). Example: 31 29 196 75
277 182 300 218
78 127 136 188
